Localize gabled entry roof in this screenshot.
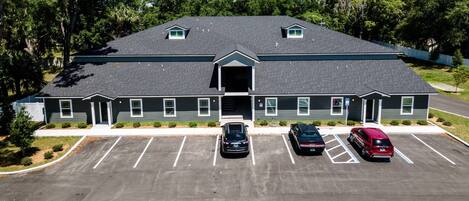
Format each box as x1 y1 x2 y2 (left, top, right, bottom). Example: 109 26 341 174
213 44 260 64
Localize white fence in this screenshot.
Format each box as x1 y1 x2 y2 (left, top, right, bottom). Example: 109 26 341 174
376 42 469 66
13 95 45 122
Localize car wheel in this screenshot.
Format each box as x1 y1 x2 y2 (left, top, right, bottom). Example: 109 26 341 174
347 134 352 142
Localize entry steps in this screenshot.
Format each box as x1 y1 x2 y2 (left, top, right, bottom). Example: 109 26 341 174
220 116 254 127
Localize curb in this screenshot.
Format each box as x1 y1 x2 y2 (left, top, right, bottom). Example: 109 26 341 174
430 107 469 119
0 135 87 175
427 121 469 147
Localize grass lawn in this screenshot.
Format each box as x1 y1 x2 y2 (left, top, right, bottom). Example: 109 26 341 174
0 136 80 172
403 57 469 102
429 109 469 143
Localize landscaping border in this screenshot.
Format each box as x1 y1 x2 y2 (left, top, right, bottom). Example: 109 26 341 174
0 135 86 175
427 121 469 147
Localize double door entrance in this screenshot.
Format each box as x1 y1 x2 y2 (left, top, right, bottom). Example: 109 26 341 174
98 102 109 124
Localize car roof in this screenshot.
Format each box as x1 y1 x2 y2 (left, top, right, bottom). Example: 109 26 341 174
360 128 388 139
297 124 317 131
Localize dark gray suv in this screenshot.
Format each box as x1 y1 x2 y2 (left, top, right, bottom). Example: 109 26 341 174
221 123 249 155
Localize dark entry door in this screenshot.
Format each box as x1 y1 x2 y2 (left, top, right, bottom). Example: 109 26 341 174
100 102 108 123
366 100 374 121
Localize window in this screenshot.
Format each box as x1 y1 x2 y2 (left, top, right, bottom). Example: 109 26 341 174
198 98 210 116
163 98 176 117
265 97 278 116
330 97 343 115
297 97 310 116
59 99 73 118
169 29 185 39
130 99 143 117
287 27 303 38
401 96 414 115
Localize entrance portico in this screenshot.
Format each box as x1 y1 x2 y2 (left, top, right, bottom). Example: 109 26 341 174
83 93 114 127
359 91 389 124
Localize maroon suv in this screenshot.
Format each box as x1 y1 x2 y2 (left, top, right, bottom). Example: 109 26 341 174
348 127 394 159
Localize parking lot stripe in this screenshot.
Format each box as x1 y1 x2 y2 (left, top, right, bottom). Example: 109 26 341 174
213 135 219 166
326 144 341 152
325 139 336 144
173 136 187 168
281 135 295 164
394 147 414 165
93 137 122 169
331 151 347 160
250 136 255 166
334 134 360 163
133 137 154 168
411 134 456 165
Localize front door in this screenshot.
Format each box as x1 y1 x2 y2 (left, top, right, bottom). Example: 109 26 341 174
365 99 374 122
99 102 108 124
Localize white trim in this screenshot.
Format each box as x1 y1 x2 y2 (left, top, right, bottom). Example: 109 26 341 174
118 95 221 98
130 99 143 117
297 97 310 116
330 97 344 115
252 66 255 91
358 91 390 98
168 30 185 40
224 92 249 96
197 98 210 117
213 50 260 64
362 99 366 123
107 101 112 126
265 97 278 116
82 93 115 100
98 102 103 123
59 99 73 118
251 96 255 120
90 102 96 126
287 27 304 38
163 98 176 117
283 23 307 29
218 96 222 121
165 24 188 31
218 65 221 91
400 96 414 115
377 99 382 124
251 93 356 97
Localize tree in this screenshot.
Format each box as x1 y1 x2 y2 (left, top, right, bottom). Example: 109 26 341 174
453 65 469 93
0 103 15 135
452 49 464 67
9 108 35 156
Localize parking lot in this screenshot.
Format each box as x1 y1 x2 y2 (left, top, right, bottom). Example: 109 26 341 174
1 133 469 201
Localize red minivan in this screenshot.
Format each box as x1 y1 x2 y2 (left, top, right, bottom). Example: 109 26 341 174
348 127 394 159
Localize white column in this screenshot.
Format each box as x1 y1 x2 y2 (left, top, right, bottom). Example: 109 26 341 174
218 65 222 91
90 102 96 126
218 96 222 121
252 66 255 91
107 101 112 127
377 99 382 124
251 95 255 120
362 99 367 123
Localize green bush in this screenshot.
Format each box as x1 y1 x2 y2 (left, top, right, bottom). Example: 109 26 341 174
133 122 141 128
77 122 87 129
168 122 177 128
52 144 63 152
189 122 197 128
207 121 217 127
346 121 356 126
115 122 124 128
436 117 445 122
417 120 428 125
259 120 268 126
153 122 162 128
390 120 399 126
279 120 287 126
402 120 412 125
21 157 32 166
46 123 56 129
312 121 321 126
327 121 336 126
61 122 71 128
443 121 452 126
44 151 54 160
428 113 435 118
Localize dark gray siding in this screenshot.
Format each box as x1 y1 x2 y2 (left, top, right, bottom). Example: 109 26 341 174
45 98 91 123
381 95 428 120
113 97 219 122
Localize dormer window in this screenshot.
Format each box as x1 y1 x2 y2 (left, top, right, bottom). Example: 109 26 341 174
283 24 306 39
166 24 187 40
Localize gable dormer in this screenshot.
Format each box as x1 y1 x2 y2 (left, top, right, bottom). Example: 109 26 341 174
166 24 188 40
282 23 306 39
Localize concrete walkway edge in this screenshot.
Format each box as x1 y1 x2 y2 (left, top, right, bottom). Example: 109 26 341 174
427 121 469 147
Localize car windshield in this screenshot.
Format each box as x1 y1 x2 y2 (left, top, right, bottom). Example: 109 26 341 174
373 139 391 146
301 126 320 137
226 124 246 141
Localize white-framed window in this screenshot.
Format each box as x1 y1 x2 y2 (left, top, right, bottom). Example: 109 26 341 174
287 27 303 38
265 97 278 116
330 97 344 115
59 99 73 118
297 97 310 116
401 96 414 115
198 98 210 117
163 98 176 117
169 29 185 39
130 99 143 117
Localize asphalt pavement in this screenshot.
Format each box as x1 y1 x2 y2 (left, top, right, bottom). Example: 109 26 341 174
430 94 469 118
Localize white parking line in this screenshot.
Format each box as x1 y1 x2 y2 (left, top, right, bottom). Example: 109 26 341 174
213 135 219 166
133 137 154 168
250 136 255 166
173 136 187 168
411 134 456 165
281 135 295 164
326 144 341 152
331 151 347 160
394 147 414 164
93 136 121 169
325 139 336 144
333 134 360 163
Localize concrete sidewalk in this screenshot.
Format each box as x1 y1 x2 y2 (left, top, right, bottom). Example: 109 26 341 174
34 125 446 137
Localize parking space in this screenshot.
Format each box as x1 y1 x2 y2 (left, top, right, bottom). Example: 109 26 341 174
322 134 360 164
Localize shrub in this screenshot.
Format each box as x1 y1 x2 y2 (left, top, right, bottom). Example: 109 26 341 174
279 120 287 126
436 117 445 122
402 120 412 125
443 121 452 126
346 121 356 126
52 144 63 152
77 122 87 129
153 122 162 128
46 123 56 129
207 121 217 127
189 122 197 128
44 151 54 160
312 121 321 126
428 113 434 118
417 120 428 125
259 120 268 126
115 122 124 128
390 120 399 126
168 122 177 128
61 122 71 128
133 122 141 128
327 121 336 126
21 157 33 166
